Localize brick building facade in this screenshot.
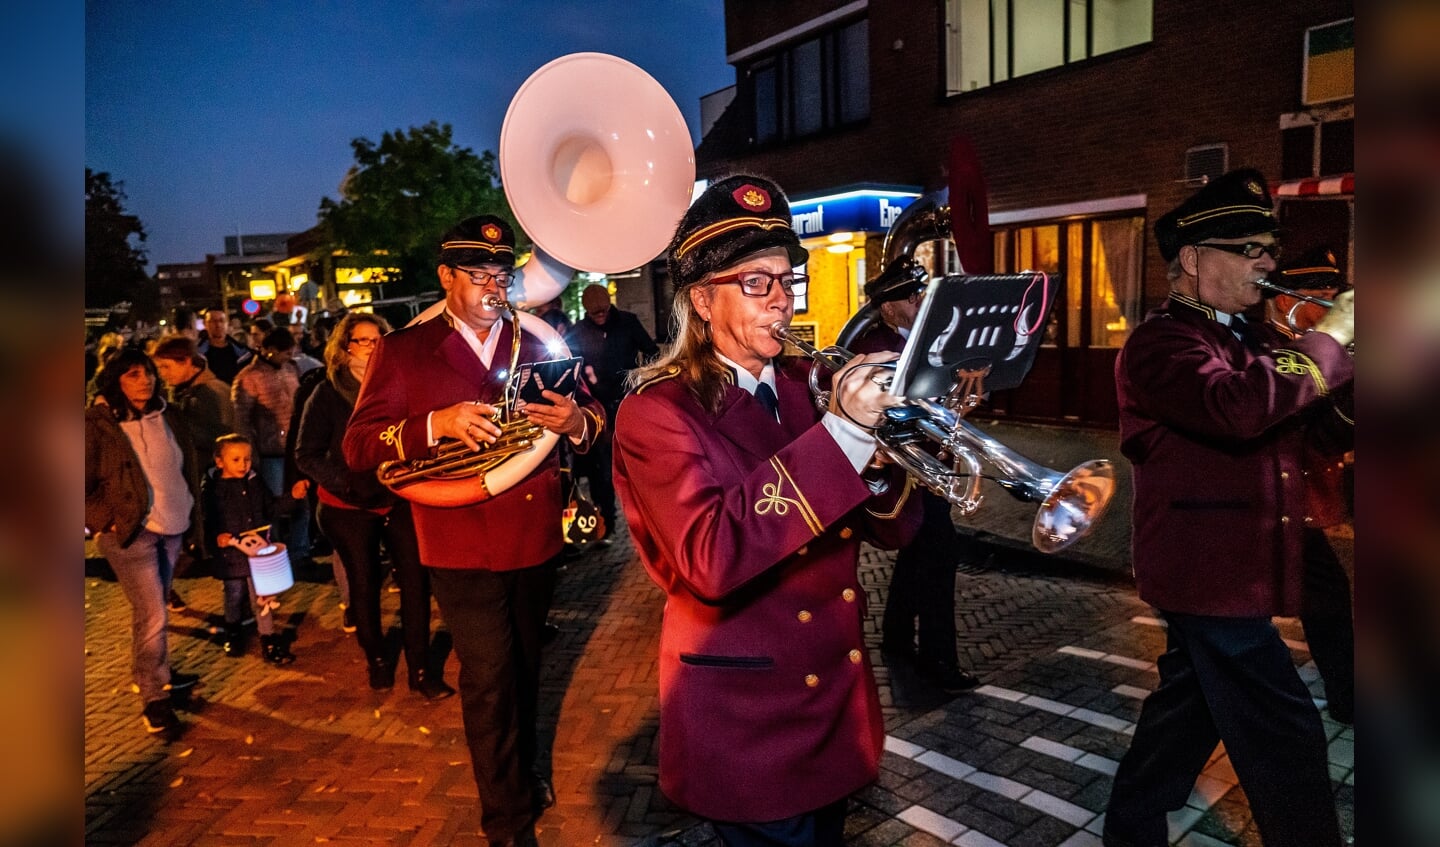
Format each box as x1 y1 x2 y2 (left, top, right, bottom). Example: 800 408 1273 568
697 0 1354 426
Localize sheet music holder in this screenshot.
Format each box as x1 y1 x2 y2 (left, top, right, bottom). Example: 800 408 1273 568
890 272 1062 401
508 356 582 410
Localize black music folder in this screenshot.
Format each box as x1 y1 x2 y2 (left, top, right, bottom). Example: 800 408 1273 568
509 356 582 409
890 272 1062 400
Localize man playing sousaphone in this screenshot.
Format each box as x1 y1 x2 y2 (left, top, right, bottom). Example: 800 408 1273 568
613 174 922 843
343 215 604 846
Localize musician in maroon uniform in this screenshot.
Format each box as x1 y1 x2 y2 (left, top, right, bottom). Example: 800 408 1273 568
344 215 604 847
1103 170 1354 847
613 174 922 845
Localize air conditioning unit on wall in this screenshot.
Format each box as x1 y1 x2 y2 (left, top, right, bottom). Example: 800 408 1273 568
1184 144 1228 184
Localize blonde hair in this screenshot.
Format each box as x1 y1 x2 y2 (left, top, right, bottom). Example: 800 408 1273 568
626 284 730 415
324 312 392 384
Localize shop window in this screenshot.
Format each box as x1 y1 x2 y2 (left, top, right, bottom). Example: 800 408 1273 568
993 214 1142 349
945 0 1152 94
745 17 869 145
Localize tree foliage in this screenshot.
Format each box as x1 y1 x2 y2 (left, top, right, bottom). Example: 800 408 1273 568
85 168 156 315
318 122 515 297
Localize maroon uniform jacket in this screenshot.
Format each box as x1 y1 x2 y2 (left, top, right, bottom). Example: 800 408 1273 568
613 359 922 822
343 312 603 570
1115 293 1354 617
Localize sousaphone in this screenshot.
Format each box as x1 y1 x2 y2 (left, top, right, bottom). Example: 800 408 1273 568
383 52 695 507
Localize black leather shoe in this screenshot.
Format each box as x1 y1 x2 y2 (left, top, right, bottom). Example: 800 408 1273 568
368 658 395 690
166 669 200 692
222 626 247 658
919 660 981 694
407 669 454 701
141 699 182 735
532 776 556 812
260 635 296 665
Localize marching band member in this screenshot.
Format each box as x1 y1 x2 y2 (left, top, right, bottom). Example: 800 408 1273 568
343 215 603 847
613 174 922 845
1103 170 1354 847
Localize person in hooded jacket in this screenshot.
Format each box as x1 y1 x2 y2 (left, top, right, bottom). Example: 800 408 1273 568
85 346 201 736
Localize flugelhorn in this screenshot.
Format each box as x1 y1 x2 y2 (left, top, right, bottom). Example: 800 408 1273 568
771 322 1115 553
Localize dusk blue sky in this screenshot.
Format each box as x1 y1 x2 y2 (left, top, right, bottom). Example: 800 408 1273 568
86 1 733 270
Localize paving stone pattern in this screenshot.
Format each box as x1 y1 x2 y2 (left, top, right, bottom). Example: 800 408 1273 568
86 520 1353 846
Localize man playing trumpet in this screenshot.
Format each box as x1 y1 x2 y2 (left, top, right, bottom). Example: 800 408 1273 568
344 215 603 847
1103 170 1354 847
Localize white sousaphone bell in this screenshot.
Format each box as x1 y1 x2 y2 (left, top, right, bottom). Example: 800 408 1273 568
390 53 695 507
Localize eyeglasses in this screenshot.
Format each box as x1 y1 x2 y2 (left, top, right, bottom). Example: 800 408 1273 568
1196 242 1282 260
347 337 379 348
709 271 809 298
453 266 514 287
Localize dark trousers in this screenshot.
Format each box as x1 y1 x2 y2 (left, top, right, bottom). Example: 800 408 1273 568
429 562 556 841
1300 528 1354 718
317 501 431 675
571 425 616 529
710 798 847 847
1105 612 1340 847
882 491 965 667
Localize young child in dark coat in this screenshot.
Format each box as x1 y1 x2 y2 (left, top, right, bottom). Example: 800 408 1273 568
202 434 296 664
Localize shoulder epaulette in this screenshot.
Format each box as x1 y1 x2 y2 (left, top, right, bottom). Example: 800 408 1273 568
633 366 682 394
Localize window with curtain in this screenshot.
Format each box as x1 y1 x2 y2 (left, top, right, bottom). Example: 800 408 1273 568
945 0 1152 95
993 214 1143 349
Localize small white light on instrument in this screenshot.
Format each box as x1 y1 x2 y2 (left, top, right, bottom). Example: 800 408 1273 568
495 370 508 382
826 243 855 254
545 339 568 357
827 232 856 244
256 545 278 556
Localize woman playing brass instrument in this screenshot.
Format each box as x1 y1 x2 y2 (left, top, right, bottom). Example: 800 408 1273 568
613 174 921 843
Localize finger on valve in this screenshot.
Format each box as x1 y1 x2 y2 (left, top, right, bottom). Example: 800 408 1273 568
830 352 898 428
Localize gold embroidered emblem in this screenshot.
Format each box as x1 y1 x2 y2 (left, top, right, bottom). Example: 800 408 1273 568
755 475 802 518
481 223 502 242
754 457 823 535
1273 350 1328 396
1274 354 1311 376
1246 179 1263 196
379 422 406 460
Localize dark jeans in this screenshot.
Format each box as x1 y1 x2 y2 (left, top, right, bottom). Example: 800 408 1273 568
316 501 430 675
429 562 556 841
1300 528 1354 717
570 427 616 529
882 491 967 666
710 798 847 846
1105 612 1340 847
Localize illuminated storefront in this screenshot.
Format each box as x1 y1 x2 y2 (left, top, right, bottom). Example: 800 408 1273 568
786 186 920 346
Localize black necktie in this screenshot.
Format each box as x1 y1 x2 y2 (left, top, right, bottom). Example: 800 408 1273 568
754 382 780 421
1232 316 1264 354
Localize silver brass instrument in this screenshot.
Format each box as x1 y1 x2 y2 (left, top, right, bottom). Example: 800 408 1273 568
771 326 1115 554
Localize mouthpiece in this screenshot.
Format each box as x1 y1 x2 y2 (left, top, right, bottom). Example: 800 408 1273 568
481 293 509 311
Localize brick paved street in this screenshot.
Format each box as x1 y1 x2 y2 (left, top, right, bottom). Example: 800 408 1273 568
85 512 1354 846
86 421 1355 845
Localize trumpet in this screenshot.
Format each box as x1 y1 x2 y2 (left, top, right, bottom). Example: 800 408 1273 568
771 323 1115 553
1253 279 1335 335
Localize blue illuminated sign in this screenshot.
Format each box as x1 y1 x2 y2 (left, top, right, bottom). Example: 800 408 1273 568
788 187 921 238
